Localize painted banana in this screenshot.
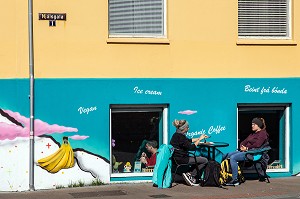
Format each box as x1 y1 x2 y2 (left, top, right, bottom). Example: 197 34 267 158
64 145 74 168
50 144 74 173
38 136 75 173
37 147 64 164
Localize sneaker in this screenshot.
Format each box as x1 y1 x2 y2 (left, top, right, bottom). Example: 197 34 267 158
182 173 199 186
225 179 240 186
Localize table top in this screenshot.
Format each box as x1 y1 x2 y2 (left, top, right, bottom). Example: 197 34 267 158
198 141 229 147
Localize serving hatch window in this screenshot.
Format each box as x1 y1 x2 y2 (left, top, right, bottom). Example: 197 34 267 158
110 104 168 177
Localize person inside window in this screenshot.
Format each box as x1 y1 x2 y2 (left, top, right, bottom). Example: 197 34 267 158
140 140 158 167
170 119 209 186
225 117 269 186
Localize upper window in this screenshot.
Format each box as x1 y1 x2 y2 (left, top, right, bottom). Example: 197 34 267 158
108 0 165 38
238 0 291 39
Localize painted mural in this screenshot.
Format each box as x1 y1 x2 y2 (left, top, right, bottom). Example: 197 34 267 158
0 108 109 191
0 78 300 191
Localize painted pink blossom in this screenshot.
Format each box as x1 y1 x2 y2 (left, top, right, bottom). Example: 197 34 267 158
0 110 78 140
178 110 198 115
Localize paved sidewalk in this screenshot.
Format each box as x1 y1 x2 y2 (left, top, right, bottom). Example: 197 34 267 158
1 177 300 199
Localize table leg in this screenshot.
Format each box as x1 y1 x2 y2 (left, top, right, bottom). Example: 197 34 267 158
212 147 216 160
208 147 211 160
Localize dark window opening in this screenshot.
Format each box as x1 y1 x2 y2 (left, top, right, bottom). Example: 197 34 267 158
238 104 289 170
110 105 164 174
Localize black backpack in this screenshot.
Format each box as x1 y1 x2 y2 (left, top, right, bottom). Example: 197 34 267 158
201 160 221 187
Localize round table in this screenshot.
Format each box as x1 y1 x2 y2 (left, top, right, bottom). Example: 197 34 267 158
198 142 229 161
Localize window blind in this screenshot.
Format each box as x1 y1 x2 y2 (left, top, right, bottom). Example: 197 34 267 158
109 0 164 36
238 0 289 38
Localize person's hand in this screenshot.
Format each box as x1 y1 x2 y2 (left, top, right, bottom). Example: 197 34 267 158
240 145 248 151
140 157 147 164
199 134 209 141
141 152 147 158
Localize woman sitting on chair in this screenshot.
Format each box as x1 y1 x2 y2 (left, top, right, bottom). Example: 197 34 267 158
225 117 269 186
170 119 208 186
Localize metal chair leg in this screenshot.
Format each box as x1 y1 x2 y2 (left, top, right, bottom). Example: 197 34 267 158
254 162 270 183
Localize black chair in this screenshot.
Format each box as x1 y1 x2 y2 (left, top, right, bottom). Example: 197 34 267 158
171 148 201 184
240 146 271 183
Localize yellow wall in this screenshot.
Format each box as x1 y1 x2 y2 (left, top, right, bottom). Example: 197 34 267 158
1 0 300 78
1 0 28 78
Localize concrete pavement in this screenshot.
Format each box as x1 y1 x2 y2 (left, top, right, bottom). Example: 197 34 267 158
1 177 300 199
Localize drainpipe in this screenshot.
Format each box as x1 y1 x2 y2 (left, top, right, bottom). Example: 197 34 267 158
28 0 35 191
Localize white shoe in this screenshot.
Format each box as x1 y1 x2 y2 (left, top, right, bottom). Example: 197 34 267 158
225 179 240 186
182 173 199 186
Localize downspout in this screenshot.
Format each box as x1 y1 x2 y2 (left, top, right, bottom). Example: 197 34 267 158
28 0 35 191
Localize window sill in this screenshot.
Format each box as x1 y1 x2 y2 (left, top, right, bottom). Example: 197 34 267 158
111 172 153 177
107 37 170 45
236 40 297 46
267 168 289 173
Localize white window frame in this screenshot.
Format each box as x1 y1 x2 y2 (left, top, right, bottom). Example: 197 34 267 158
108 0 167 38
238 0 291 40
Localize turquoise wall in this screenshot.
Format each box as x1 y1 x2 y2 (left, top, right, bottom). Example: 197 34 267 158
1 78 300 176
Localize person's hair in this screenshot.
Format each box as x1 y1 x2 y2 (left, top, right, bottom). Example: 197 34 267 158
172 119 189 131
147 140 158 148
260 118 266 130
252 117 266 130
